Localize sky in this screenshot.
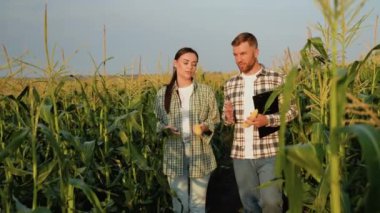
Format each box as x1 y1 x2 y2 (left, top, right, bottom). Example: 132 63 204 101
1 0 379 76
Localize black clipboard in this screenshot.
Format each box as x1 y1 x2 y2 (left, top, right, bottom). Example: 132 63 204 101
252 90 279 138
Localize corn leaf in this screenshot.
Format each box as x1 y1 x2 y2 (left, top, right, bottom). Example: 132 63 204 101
285 143 323 182
118 145 151 170
37 160 58 185
13 195 30 213
0 128 29 162
68 178 104 212
342 124 380 212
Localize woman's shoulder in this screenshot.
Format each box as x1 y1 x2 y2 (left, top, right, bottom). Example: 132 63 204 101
157 86 167 96
196 82 213 92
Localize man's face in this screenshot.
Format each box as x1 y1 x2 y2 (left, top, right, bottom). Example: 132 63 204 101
232 41 259 74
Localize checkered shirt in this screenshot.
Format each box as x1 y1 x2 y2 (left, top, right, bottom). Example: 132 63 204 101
223 67 298 159
155 82 220 178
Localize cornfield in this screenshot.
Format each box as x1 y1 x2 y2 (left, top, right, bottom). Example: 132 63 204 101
1 0 380 212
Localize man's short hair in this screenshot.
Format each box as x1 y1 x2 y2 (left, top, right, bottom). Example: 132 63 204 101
231 32 258 48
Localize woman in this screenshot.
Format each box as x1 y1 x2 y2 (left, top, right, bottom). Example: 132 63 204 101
155 47 220 212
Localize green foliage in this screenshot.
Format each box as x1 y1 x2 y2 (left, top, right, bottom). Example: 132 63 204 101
278 1 380 212
1 1 379 212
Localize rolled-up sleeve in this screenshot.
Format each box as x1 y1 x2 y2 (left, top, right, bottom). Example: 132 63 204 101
154 88 168 133
202 87 220 144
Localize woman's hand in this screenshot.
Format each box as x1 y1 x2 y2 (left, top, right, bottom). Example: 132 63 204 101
193 123 208 136
164 125 180 135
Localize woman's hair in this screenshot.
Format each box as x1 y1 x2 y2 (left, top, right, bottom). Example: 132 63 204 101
164 47 198 113
231 32 258 48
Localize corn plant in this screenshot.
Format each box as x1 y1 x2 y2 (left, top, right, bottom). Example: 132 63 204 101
277 0 380 212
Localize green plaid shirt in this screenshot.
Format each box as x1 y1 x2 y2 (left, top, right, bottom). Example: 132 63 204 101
223 67 298 159
155 82 220 178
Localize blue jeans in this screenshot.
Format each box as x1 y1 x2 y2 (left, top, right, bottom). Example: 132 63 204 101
233 157 282 213
167 174 210 213
167 142 210 213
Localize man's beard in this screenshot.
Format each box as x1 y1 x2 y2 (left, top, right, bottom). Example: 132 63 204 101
239 58 257 73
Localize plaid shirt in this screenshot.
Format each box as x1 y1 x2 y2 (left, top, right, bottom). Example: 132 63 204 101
155 82 220 178
223 66 298 159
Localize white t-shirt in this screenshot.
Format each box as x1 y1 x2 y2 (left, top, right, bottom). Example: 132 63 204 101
178 83 194 143
242 71 260 158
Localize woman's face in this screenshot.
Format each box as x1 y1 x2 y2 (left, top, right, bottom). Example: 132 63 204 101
174 52 198 82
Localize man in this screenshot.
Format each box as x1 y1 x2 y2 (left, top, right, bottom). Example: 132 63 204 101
223 32 297 212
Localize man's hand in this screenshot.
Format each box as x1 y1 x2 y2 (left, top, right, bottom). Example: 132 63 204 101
224 101 235 124
244 114 268 128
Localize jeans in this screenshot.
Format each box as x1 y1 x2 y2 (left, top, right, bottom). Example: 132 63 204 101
233 157 282 213
167 142 210 213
